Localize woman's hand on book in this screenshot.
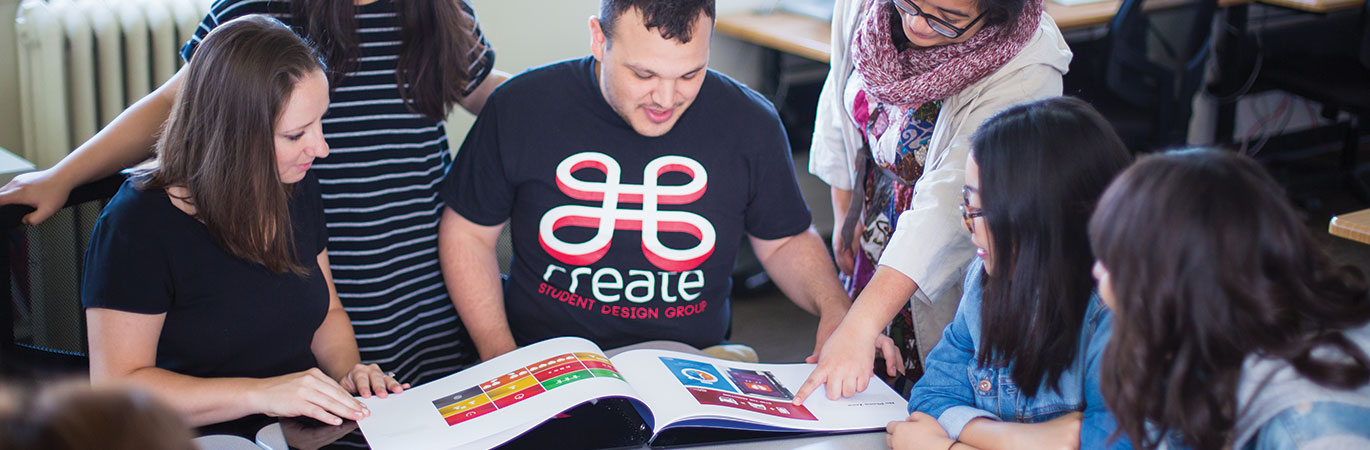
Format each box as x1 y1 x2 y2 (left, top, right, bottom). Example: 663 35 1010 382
793 323 885 404
887 412 958 450
251 368 370 426
340 363 408 399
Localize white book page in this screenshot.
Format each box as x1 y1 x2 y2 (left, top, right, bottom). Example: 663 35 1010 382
357 337 643 450
609 349 908 434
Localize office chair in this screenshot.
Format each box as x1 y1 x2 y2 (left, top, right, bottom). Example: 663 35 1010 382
0 173 124 377
1249 0 1370 197
1080 0 1220 152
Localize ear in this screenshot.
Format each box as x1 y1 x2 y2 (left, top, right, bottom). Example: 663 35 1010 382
589 16 607 62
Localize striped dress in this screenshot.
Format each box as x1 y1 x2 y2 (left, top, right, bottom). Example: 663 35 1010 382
183 0 494 384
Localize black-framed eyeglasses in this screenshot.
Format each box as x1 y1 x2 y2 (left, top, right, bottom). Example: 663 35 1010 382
960 185 984 233
892 0 987 39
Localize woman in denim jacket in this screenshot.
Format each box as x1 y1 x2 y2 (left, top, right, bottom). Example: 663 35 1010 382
1089 149 1370 450
890 97 1133 450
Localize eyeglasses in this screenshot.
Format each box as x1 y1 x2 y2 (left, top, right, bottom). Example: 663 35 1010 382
960 185 984 233
891 0 987 39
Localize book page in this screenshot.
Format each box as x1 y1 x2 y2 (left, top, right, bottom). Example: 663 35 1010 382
357 337 644 450
609 349 908 435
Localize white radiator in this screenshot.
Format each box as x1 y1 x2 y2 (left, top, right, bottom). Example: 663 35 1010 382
15 0 211 169
10 0 210 360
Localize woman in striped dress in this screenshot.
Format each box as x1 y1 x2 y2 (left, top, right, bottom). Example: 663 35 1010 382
0 0 507 385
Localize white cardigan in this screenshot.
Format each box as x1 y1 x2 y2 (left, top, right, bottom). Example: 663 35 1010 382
809 0 1072 309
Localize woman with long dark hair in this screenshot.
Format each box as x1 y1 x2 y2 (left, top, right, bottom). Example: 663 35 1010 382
1089 149 1370 450
887 97 1132 450
1 0 508 385
82 15 401 429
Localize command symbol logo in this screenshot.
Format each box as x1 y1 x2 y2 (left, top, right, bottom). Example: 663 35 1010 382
539 152 716 272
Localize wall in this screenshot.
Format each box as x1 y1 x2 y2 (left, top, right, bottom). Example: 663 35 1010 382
0 0 23 156
0 0 776 165
446 0 774 146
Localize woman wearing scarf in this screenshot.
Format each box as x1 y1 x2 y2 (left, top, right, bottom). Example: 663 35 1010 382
795 0 1072 402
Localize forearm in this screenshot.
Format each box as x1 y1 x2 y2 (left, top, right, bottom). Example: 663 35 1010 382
438 210 516 360
457 69 510 115
842 266 920 333
755 228 850 317
311 307 362 382
831 187 851 237
445 248 515 360
958 417 1020 450
51 70 181 182
94 367 265 427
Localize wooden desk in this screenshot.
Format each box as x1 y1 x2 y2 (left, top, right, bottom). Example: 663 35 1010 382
1331 209 1370 244
716 0 1348 64
717 11 832 63
1259 0 1361 13
714 2 1209 64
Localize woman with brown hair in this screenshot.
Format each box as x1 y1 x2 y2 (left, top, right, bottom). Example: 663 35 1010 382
0 0 507 385
82 15 402 430
1089 149 1370 449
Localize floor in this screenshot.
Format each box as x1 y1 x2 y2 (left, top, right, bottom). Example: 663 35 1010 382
731 143 1370 364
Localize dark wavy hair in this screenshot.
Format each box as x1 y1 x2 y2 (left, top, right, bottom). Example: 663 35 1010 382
600 0 716 44
890 0 1029 29
975 0 1030 26
290 0 482 121
138 15 323 275
1089 149 1370 450
972 96 1132 398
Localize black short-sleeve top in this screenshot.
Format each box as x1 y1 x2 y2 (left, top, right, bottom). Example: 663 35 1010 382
82 174 330 380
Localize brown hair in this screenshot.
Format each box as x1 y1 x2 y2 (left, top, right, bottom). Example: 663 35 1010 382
1 381 196 450
139 15 324 274
290 0 482 121
1089 149 1370 449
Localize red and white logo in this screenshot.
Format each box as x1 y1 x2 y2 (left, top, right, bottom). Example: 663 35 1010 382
539 152 716 272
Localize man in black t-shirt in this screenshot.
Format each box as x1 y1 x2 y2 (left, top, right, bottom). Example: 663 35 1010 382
439 0 852 360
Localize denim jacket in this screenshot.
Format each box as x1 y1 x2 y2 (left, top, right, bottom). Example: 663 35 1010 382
908 258 1130 449
1160 325 1370 450
1232 324 1370 450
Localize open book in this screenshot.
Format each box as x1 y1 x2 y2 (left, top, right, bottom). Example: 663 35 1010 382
357 337 909 449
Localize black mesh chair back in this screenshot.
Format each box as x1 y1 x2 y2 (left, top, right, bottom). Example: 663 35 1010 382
0 174 124 377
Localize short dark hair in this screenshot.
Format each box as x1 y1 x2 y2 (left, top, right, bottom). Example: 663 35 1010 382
972 96 1132 399
600 0 716 44
975 0 1029 27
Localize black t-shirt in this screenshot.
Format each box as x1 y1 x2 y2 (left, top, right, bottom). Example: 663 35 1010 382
82 174 330 380
441 57 812 350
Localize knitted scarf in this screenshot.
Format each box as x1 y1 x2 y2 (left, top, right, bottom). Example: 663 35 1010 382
853 0 1044 106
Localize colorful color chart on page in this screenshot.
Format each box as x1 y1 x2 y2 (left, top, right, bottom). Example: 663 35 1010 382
431 352 624 426
659 357 817 421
